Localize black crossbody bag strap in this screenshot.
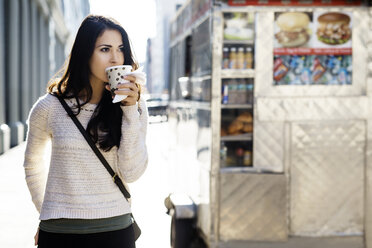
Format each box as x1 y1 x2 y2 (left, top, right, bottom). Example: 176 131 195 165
56 95 131 200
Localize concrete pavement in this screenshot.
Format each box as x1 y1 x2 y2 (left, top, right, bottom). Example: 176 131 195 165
0 143 39 248
0 121 172 248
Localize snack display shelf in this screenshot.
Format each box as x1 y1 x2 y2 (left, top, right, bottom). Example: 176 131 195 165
220 167 279 174
169 100 211 110
220 9 255 170
190 74 212 82
192 70 212 78
221 104 253 109
221 133 252 141
223 39 254 45
221 69 255 78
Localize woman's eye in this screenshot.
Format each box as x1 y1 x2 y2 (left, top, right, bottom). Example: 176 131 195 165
101 47 109 52
119 47 125 52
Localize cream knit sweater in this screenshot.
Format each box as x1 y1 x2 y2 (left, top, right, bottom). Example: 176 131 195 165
23 94 148 220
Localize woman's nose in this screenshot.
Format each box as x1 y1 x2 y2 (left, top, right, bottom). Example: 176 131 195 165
110 51 122 64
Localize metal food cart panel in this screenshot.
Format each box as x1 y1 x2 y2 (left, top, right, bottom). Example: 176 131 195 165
219 173 287 241
256 97 368 122
218 236 363 248
255 9 369 97
367 119 372 248
198 167 211 239
253 121 284 172
290 121 365 236
197 108 212 239
367 9 372 246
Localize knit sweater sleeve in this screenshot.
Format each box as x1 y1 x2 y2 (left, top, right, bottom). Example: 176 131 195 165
117 98 148 183
23 94 52 213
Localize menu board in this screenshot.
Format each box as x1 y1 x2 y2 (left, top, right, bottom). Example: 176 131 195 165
273 11 352 85
227 0 363 6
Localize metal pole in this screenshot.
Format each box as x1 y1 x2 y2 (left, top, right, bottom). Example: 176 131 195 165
45 18 50 87
0 0 10 154
20 0 31 139
0 0 5 126
38 14 49 96
38 14 44 96
5 0 24 147
30 1 38 105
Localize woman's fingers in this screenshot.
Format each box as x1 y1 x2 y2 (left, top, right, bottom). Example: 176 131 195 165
34 228 39 246
124 75 136 82
107 76 139 105
115 81 138 95
115 89 138 100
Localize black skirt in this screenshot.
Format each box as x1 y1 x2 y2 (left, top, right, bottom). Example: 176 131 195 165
37 224 135 248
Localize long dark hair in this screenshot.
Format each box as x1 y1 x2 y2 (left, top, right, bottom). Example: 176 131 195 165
48 15 138 151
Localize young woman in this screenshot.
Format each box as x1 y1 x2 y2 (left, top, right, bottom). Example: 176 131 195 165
23 15 148 248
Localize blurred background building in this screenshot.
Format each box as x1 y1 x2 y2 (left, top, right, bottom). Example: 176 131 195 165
146 0 184 95
0 0 89 154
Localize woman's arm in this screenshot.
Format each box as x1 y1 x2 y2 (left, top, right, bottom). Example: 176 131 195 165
23 96 51 213
117 98 148 183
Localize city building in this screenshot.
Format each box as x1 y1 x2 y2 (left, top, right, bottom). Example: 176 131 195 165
146 0 184 95
0 0 90 154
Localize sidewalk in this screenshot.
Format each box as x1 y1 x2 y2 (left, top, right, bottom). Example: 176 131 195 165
0 122 172 248
0 143 38 248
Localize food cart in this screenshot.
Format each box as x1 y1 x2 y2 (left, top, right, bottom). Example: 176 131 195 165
165 1 372 247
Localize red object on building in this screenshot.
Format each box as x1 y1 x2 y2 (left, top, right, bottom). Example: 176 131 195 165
228 0 362 6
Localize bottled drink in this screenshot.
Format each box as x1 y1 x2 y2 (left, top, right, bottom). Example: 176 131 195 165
245 47 253 69
229 47 237 69
222 47 230 69
236 47 245 69
237 79 246 104
220 142 228 167
243 150 252 166
246 81 254 104
222 84 228 104
236 147 244 166
228 79 238 104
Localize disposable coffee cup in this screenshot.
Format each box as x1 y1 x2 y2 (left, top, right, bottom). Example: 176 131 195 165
105 65 132 102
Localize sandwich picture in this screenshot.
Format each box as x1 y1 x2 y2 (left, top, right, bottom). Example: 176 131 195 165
316 12 351 45
275 12 311 48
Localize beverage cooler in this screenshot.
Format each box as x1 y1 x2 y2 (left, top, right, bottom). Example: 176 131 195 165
164 1 372 247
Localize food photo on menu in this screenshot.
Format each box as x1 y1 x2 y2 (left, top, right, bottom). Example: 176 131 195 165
274 12 312 48
316 12 352 45
273 11 352 86
315 12 352 47
223 12 254 41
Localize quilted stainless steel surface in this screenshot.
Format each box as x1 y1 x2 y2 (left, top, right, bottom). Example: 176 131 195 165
255 8 369 97
366 8 372 248
290 121 365 236
253 121 284 172
367 119 372 248
210 10 224 246
217 236 363 248
256 97 369 122
219 173 287 241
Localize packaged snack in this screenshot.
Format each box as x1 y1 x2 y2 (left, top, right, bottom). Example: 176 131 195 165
312 58 326 82
274 57 289 82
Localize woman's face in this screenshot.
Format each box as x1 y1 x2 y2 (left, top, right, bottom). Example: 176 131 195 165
89 29 125 85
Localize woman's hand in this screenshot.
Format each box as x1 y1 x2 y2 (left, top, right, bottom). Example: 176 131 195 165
105 75 139 106
34 227 39 246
